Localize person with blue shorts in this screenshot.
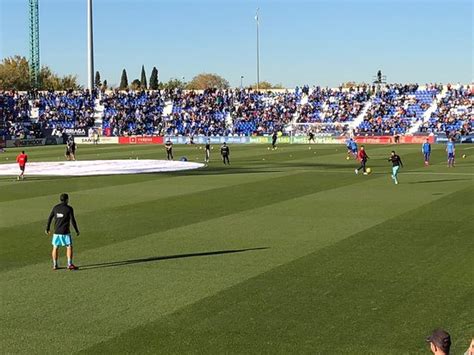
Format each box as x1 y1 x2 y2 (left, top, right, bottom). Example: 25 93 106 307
422 138 431 166
346 138 357 158
45 193 80 270
388 151 403 184
350 139 358 158
446 138 455 167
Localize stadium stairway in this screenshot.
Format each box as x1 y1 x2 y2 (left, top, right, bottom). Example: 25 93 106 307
407 87 447 134
94 97 104 131
290 93 309 124
348 97 373 131
225 112 234 132
162 100 174 134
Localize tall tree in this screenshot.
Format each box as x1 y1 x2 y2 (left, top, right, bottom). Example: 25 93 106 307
149 67 159 90
140 65 147 89
0 56 31 90
0 55 80 90
186 73 229 90
119 69 128 89
250 81 284 90
160 78 186 90
103 79 108 90
131 79 141 90
94 71 101 88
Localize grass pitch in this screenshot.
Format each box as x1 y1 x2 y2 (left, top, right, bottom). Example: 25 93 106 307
1 143 473 354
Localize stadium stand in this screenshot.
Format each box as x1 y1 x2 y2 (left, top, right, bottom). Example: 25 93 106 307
35 90 96 130
165 88 231 136
419 85 473 136
357 84 440 135
297 87 370 124
101 90 165 136
1 84 471 140
232 90 300 136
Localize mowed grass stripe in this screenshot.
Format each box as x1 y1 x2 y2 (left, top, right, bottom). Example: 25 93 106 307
0 168 299 226
81 186 474 354
1 167 468 354
0 171 356 271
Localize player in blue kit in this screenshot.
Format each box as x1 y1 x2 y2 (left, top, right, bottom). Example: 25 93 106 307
346 138 357 159
422 138 431 166
446 138 455 167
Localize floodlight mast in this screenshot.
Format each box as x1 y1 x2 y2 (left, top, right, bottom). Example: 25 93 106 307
87 0 95 91
29 0 40 88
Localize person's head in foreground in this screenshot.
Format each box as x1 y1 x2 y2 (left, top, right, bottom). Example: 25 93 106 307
60 193 69 204
426 329 451 354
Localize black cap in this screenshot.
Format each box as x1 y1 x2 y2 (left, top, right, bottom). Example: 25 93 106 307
426 329 451 353
60 193 69 202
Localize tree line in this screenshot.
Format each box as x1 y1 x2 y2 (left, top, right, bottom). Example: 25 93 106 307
1 55 285 91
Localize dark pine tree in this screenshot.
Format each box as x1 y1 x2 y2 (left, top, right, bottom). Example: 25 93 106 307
119 69 128 89
149 67 159 90
140 65 147 89
94 71 101 88
140 65 148 89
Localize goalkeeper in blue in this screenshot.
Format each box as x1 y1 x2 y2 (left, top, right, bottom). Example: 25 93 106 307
388 151 403 184
422 138 431 166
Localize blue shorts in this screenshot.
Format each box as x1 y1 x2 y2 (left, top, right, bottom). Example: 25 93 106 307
52 234 72 247
448 153 455 159
423 152 430 160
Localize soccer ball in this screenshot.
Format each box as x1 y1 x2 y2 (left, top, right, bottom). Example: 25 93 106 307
346 156 350 160
462 154 466 159
366 168 372 174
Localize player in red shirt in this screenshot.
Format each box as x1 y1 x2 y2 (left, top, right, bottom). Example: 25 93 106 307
355 145 369 175
16 150 28 180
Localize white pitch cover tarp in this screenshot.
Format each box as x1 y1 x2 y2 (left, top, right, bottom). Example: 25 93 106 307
0 160 204 176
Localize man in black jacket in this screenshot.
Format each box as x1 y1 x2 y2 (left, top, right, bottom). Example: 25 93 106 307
45 193 80 270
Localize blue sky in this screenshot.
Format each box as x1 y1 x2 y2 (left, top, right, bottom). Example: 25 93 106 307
1 0 472 88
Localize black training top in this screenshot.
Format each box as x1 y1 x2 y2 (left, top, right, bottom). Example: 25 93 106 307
46 202 79 235
388 154 403 167
221 145 230 155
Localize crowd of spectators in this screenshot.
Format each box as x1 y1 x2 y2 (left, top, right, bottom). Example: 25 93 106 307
1 84 472 141
0 91 34 139
165 88 231 136
34 90 96 130
232 90 299 135
101 91 165 136
0 90 96 139
298 86 370 124
357 84 437 135
419 85 473 136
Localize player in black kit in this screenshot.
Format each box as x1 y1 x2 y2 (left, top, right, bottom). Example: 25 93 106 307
220 142 230 165
205 139 211 163
45 193 80 270
65 138 76 161
165 139 173 160
272 132 278 149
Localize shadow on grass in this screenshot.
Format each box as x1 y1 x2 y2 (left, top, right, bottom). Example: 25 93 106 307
79 247 269 271
409 178 471 184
